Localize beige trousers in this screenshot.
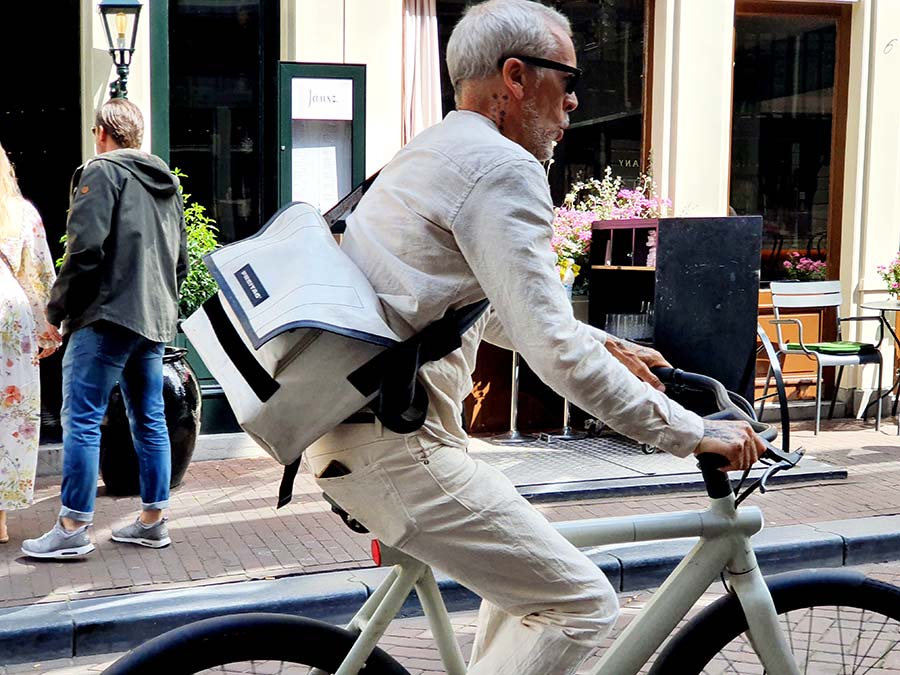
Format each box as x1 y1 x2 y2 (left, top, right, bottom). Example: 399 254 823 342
306 423 619 675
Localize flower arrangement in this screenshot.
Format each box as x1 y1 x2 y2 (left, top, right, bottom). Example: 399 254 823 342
563 166 671 221
876 254 900 297
551 165 670 285
551 207 595 285
783 252 827 281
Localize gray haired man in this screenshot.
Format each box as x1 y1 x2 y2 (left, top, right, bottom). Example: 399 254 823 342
306 2 764 673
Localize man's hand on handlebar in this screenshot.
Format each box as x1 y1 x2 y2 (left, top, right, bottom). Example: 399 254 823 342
605 336 670 392
695 419 766 472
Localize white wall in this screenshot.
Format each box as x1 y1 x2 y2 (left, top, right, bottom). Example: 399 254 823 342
283 0 404 175
837 0 900 392
651 0 736 217
80 0 153 161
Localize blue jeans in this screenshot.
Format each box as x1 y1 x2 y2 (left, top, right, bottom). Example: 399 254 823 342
60 322 171 522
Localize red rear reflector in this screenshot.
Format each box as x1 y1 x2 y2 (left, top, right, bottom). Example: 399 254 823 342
371 539 382 566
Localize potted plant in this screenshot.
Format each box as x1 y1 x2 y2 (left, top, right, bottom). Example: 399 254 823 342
783 252 827 281
876 255 900 299
99 171 219 495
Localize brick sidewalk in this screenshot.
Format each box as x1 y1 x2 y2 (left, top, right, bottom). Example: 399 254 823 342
13 559 900 674
3 418 900 608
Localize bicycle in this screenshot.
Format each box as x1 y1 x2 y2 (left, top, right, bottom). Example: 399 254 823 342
102 368 900 674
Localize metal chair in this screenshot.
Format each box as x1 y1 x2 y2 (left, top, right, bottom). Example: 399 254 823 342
755 324 791 452
763 280 884 434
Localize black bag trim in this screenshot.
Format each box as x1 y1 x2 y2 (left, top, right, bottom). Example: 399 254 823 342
347 299 490 434
204 294 280 402
277 457 302 509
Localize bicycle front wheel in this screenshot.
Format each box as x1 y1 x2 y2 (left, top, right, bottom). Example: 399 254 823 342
650 569 900 674
101 613 412 675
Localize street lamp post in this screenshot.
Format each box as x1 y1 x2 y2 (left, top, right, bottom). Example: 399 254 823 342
98 0 143 99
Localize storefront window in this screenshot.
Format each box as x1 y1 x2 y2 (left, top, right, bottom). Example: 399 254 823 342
730 15 837 281
437 0 648 204
169 1 263 244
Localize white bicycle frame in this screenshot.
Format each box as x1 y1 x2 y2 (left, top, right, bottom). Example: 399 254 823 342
317 490 802 675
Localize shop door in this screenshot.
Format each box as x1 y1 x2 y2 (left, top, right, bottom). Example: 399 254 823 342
729 2 851 400
0 2 83 439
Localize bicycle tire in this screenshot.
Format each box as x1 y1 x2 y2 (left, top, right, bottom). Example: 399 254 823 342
101 613 412 675
649 568 900 674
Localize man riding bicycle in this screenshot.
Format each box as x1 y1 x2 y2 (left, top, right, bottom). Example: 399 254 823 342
305 1 765 673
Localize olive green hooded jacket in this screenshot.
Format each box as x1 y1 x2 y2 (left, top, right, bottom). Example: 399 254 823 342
48 149 188 342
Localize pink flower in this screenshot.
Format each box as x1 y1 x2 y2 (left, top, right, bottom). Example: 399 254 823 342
17 420 36 439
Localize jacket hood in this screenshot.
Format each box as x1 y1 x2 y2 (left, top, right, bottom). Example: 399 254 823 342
92 149 179 197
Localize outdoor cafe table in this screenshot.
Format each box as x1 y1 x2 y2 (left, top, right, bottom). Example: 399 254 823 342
861 300 900 433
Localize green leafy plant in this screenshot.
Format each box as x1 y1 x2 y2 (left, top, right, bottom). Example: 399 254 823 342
55 169 219 319
174 168 219 318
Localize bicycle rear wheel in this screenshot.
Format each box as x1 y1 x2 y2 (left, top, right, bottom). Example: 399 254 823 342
101 613 412 675
650 569 900 674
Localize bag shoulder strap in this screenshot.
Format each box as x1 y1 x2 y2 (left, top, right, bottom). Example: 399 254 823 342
323 170 381 234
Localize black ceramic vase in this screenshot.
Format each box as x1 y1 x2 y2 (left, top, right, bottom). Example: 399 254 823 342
99 346 202 496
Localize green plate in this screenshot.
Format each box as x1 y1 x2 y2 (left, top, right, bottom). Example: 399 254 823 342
786 341 874 355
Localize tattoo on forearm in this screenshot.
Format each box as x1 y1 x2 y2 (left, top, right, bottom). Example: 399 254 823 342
703 421 739 442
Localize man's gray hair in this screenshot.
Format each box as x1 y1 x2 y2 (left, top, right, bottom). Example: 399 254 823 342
446 0 571 93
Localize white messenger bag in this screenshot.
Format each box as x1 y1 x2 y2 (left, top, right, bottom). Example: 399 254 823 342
181 177 487 505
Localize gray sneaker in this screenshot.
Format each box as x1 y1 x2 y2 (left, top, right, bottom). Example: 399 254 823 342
21 521 95 560
111 517 171 549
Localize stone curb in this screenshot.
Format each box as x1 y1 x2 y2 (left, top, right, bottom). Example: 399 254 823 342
3 514 899 666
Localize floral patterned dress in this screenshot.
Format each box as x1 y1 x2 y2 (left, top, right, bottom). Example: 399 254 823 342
0 199 58 510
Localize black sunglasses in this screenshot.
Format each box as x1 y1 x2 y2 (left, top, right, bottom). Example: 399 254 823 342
498 54 582 94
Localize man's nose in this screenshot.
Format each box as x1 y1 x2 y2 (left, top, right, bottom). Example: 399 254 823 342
564 91 578 112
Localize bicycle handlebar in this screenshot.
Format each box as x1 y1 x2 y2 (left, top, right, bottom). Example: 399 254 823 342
650 367 805 497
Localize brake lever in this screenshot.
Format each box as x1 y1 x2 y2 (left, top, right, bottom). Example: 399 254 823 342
761 439 804 469
758 459 796 493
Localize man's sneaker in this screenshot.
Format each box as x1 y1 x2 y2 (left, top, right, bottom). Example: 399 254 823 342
111 517 171 549
21 521 95 560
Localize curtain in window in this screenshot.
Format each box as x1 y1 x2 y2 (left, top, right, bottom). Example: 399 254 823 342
402 0 442 144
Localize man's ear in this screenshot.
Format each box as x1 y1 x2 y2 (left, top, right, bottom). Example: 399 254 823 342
500 58 528 100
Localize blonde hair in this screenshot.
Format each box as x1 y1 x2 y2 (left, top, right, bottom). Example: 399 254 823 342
0 142 24 239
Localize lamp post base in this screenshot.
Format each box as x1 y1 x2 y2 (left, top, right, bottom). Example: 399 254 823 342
538 427 587 442
489 430 537 445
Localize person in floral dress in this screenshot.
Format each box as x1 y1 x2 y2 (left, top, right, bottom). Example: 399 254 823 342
0 142 62 543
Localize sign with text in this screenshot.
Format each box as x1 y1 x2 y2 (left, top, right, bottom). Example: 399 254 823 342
291 78 354 121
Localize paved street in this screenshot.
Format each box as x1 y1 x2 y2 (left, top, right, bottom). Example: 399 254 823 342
3 417 900 673
3 418 899 609
11 559 900 674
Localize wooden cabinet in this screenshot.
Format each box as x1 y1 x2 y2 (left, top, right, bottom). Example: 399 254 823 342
588 219 658 329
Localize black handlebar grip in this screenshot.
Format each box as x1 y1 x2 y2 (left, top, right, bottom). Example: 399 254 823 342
697 453 734 499
650 366 677 384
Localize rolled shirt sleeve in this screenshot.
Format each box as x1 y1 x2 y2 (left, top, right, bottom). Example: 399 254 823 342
451 159 704 457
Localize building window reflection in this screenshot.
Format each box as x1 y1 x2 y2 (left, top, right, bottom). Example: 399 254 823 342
169 1 262 245
437 0 648 204
730 15 837 281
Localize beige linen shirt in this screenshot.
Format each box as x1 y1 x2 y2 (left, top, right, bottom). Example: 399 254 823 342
342 110 704 457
